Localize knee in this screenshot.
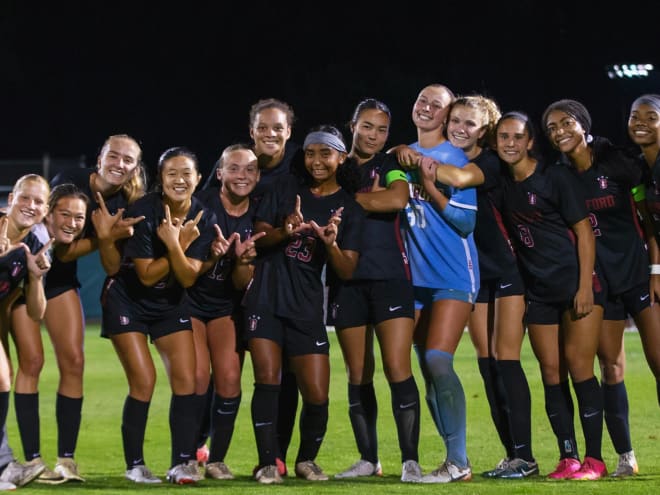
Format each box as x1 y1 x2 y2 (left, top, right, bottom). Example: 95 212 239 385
18 352 44 378
61 351 85 377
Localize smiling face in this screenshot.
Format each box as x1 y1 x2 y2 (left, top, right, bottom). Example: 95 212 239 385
218 148 260 199
351 108 390 158
412 85 453 132
304 144 346 184
7 177 49 232
496 117 534 167
249 107 292 160
544 110 586 154
446 104 487 152
97 136 141 188
628 101 660 147
47 196 87 244
160 155 200 202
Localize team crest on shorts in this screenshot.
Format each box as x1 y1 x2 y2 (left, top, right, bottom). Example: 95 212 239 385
248 314 260 332
527 192 537 205
331 303 339 320
119 315 130 326
597 176 608 190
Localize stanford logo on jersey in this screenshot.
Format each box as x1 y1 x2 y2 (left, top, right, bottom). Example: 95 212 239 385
597 176 608 190
11 261 23 278
527 192 537 205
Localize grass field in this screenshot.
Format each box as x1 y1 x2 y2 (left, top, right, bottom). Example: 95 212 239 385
5 324 659 494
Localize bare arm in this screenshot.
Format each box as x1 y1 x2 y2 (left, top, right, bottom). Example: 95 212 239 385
355 178 409 212
571 217 596 318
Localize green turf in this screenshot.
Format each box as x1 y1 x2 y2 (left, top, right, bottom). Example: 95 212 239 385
6 325 659 494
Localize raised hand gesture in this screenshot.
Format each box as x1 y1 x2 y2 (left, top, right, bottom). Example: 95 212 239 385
0 216 25 257
210 223 239 260
26 238 54 277
157 205 182 249
310 207 344 246
179 209 204 251
284 195 310 236
234 231 266 265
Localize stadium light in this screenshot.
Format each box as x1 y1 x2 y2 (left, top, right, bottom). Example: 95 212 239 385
606 63 655 79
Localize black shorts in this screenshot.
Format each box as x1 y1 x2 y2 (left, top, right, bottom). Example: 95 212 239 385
101 284 192 342
526 292 605 325
327 279 414 328
244 307 329 357
476 271 525 304
603 281 652 321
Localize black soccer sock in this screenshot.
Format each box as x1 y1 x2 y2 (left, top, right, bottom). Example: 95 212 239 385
209 393 241 463
602 381 632 454
295 401 328 464
195 380 213 449
252 383 280 467
56 393 82 458
389 376 420 462
122 396 150 469
0 392 8 448
347 383 378 464
543 382 578 459
498 360 534 461
14 392 40 460
169 393 198 468
574 377 603 460
276 370 298 460
478 357 514 459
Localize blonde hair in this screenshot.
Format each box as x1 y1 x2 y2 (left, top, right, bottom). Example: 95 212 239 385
99 134 147 204
13 174 50 197
452 95 502 148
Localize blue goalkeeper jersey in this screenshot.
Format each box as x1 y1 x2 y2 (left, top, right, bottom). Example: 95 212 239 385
402 140 479 293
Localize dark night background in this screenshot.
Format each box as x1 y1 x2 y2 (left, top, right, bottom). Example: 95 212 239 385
2 1 659 184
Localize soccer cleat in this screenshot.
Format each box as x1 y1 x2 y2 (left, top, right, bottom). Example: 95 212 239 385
496 458 539 479
205 461 234 480
254 465 283 484
547 457 581 480
482 458 510 478
125 465 162 483
611 450 638 477
400 459 422 482
54 457 85 482
295 460 329 481
196 444 210 465
0 459 46 487
334 459 383 478
569 456 607 480
420 459 472 483
166 460 200 484
0 481 16 491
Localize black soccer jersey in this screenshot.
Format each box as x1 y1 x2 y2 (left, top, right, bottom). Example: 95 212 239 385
563 137 648 295
0 225 42 301
473 148 519 281
640 151 660 244
188 187 257 318
349 152 409 281
112 192 216 317
501 161 590 302
50 168 129 239
244 175 364 322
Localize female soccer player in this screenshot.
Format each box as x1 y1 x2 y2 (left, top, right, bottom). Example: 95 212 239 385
330 98 421 482
189 144 264 480
244 126 363 484
497 111 606 480
543 98 660 477
394 84 479 484
9 134 145 484
99 147 214 484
